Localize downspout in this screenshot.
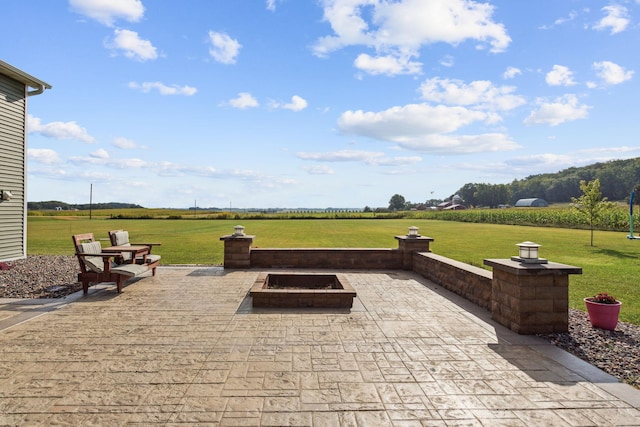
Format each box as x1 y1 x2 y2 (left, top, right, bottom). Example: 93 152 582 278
27 84 45 97
23 83 47 258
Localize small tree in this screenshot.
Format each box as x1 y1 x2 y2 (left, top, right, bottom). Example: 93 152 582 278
388 194 406 211
571 179 614 246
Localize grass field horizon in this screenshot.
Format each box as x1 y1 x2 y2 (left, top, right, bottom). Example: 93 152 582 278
27 216 640 324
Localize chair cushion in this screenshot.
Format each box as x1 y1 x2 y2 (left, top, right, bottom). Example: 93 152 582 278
79 241 101 254
113 231 129 246
78 241 104 273
137 254 161 264
113 232 133 261
111 264 149 277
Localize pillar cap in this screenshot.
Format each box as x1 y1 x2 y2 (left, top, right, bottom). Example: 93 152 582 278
483 258 582 275
394 235 434 241
220 234 255 241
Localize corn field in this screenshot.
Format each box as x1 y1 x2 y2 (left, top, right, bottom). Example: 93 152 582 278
28 206 639 232
408 207 635 232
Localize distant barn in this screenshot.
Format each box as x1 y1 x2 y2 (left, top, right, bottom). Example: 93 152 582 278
515 198 548 207
443 204 466 210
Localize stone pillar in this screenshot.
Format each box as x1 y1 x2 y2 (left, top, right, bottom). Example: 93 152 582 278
395 235 434 270
483 259 582 334
220 233 254 269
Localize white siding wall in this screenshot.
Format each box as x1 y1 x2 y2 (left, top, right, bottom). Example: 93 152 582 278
0 75 27 261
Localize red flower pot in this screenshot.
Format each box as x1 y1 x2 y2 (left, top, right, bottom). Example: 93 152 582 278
584 298 622 330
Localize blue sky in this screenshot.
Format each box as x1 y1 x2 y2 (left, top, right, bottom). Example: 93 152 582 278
4 0 640 209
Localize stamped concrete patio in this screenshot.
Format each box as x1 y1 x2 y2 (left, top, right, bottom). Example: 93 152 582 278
1 267 640 426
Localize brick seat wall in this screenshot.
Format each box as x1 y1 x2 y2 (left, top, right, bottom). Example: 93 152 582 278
413 252 492 310
250 248 402 270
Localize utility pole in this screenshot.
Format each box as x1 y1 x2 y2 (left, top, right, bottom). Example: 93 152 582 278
89 183 93 220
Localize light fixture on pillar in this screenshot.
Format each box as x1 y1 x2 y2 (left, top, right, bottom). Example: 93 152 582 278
407 226 420 238
0 190 13 202
233 225 245 236
511 241 547 264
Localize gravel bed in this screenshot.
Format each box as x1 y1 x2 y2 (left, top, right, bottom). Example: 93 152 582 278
539 309 640 388
0 256 638 388
0 255 82 298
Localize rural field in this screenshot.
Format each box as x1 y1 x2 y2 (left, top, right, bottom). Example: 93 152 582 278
27 211 640 324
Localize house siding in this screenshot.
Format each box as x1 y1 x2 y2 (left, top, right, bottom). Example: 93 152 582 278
0 75 27 261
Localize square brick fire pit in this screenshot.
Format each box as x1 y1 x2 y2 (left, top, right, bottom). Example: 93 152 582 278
250 272 356 308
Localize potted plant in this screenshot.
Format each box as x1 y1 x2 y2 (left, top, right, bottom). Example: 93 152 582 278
584 292 622 330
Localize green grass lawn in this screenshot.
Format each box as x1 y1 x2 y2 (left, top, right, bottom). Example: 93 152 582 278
27 216 640 324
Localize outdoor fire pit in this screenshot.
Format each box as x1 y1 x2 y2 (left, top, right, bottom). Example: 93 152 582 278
250 272 356 308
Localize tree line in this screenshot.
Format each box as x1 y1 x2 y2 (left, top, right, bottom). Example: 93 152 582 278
459 158 640 207
28 201 143 210
391 157 640 210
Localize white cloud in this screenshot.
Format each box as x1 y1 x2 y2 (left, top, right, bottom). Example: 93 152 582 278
593 5 629 34
271 95 308 111
70 155 148 168
31 167 112 183
524 94 590 126
284 95 308 111
228 92 259 109
503 66 521 79
579 145 640 155
439 55 454 67
539 10 578 30
106 29 158 61
313 1 372 57
593 61 634 85
296 150 422 166
504 148 640 173
208 31 241 64
545 65 576 86
303 165 334 175
90 148 110 159
373 156 422 166
506 153 575 170
28 115 95 143
554 11 578 27
375 0 511 52
558 10 579 24
67 155 106 166
354 53 422 76
27 148 62 164
69 0 144 26
397 133 519 154
44 155 292 198
336 104 518 154
129 81 197 95
419 77 525 111
313 0 510 76
266 0 283 11
112 158 147 169
156 161 216 177
113 137 137 149
339 104 486 137
297 150 385 163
